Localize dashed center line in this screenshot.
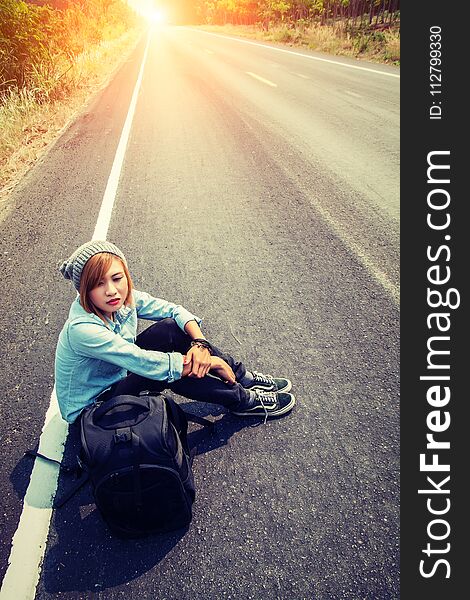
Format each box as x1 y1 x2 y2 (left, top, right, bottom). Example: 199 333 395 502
246 71 277 87
292 72 310 79
345 90 362 98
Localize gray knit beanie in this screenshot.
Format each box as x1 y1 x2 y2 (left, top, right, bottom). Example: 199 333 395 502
60 240 127 291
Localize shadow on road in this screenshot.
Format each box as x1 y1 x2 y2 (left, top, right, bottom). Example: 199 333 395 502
18 400 260 594
181 399 265 457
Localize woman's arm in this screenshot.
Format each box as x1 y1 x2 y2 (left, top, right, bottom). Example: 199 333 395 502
184 319 205 341
183 320 212 378
181 353 235 384
68 320 184 383
182 320 235 384
134 290 201 331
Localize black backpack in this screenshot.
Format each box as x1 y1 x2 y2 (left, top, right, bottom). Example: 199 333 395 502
29 393 212 538
80 393 213 538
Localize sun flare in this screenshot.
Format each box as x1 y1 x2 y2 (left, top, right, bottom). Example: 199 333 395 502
128 1 168 25
149 9 168 25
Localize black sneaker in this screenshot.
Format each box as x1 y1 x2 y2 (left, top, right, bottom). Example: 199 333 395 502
232 390 296 422
245 370 292 393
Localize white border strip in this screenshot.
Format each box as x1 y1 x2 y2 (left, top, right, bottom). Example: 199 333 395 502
0 27 152 600
93 28 152 240
186 28 400 79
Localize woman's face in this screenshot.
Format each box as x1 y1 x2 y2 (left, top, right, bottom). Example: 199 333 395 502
88 257 129 318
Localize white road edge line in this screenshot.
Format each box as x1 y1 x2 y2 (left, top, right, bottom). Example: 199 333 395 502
186 28 400 79
246 71 277 87
93 28 152 240
0 27 153 600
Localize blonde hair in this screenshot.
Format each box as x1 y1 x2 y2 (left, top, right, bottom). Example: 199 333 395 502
79 253 133 318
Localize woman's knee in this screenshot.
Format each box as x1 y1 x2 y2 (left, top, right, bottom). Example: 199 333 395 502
138 318 189 351
155 317 180 332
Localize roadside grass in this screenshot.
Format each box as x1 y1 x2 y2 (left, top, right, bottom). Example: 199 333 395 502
0 26 143 210
194 21 400 65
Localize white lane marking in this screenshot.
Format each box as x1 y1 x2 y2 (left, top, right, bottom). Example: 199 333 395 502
204 48 214 54
93 29 152 240
292 72 310 79
186 28 400 79
313 201 399 305
246 71 277 87
345 90 362 98
0 391 67 600
0 27 153 600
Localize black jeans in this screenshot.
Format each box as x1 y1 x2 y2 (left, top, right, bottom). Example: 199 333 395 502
104 318 251 410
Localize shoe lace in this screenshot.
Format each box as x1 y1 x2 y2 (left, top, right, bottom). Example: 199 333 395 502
254 390 277 425
252 371 275 386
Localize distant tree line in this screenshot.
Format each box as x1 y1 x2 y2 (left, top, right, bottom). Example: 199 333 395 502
194 0 400 29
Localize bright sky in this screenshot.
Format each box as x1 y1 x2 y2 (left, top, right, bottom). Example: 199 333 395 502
128 0 169 24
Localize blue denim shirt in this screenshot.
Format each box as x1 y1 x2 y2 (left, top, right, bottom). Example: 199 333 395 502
55 290 200 423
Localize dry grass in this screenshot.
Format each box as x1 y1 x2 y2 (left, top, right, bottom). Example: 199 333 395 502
195 22 400 65
0 27 143 210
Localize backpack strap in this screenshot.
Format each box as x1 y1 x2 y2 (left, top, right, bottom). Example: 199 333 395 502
184 413 215 429
25 450 76 474
162 396 190 454
162 396 215 464
161 394 214 430
24 449 90 508
53 471 90 508
139 391 214 431
113 427 143 508
92 394 150 424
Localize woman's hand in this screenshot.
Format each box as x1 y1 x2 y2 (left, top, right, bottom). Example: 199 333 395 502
209 356 236 385
181 351 236 385
184 345 212 378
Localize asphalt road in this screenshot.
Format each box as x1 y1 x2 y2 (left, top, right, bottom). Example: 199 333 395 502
0 26 399 599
